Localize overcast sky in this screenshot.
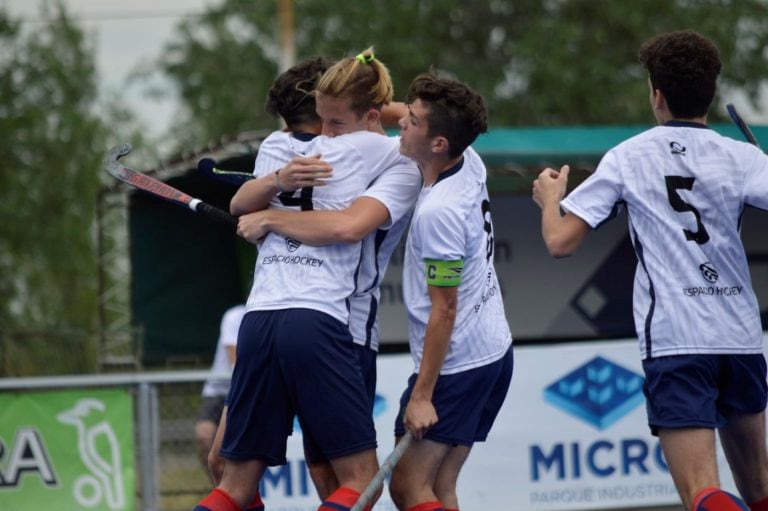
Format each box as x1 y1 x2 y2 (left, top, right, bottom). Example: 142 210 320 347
4 0 767 139
3 0 223 139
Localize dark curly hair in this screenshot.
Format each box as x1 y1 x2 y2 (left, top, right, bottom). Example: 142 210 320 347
265 56 335 129
639 30 721 119
406 74 488 159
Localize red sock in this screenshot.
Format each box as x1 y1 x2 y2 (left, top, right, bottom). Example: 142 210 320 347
318 487 362 511
194 488 241 511
692 488 749 511
749 496 768 511
406 502 445 511
245 490 264 511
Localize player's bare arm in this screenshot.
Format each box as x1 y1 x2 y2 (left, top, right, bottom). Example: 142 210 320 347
230 154 332 216
533 164 590 258
404 284 457 440
237 196 391 246
381 101 407 127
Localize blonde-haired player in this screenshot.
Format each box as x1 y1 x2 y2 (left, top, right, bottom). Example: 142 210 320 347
197 49 419 511
238 47 420 507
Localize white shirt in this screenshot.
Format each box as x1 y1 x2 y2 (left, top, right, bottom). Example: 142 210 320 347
348 145 421 350
403 147 513 374
202 304 246 398
561 121 768 359
245 130 404 324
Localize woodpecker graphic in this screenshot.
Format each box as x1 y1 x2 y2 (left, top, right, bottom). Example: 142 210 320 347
57 398 125 509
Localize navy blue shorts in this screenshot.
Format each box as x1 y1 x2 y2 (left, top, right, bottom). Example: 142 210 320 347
220 309 377 466
303 343 377 464
358 344 377 404
394 346 513 446
643 353 767 435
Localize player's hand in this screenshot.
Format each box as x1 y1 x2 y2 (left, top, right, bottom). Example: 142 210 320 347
277 154 332 191
533 164 570 210
236 211 270 244
403 397 438 440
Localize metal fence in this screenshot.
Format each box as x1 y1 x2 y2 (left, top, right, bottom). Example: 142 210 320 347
0 370 223 511
0 357 690 511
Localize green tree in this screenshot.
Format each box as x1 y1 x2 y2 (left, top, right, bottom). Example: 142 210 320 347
0 2 141 375
155 0 768 149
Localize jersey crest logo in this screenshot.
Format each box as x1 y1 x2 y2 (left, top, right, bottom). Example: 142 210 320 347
285 237 302 252
669 141 686 155
699 262 719 283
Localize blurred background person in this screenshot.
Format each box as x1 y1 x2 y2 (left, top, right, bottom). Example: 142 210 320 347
194 303 246 482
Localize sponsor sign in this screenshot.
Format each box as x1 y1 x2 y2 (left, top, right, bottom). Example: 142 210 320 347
458 338 747 510
0 389 135 511
259 338 757 510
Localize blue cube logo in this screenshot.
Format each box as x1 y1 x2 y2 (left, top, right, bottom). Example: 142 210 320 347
544 356 644 430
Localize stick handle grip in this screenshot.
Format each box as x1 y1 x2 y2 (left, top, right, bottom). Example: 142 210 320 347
195 202 238 228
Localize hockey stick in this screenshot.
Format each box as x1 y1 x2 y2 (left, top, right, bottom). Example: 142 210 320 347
104 143 238 227
350 432 414 511
726 103 761 148
198 158 255 186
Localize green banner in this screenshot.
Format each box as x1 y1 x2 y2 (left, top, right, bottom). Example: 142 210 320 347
0 388 135 511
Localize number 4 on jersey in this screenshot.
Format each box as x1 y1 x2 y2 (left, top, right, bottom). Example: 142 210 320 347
278 187 314 211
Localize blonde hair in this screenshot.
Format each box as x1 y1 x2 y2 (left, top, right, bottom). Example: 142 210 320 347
315 47 393 115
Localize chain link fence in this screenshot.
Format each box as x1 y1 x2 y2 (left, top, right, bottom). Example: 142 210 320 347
0 371 222 511
155 379 215 511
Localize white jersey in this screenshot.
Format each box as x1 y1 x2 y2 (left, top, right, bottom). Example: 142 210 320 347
403 147 512 375
348 145 421 351
245 130 404 324
202 304 246 398
561 121 768 359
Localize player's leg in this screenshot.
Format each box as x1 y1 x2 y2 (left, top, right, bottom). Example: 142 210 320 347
720 412 768 506
658 427 721 509
307 461 339 501
193 459 266 510
304 343 376 500
196 418 218 467
319 342 377 497
323 448 380 504
279 309 379 510
301 422 340 500
196 396 225 474
718 354 768 509
208 407 266 510
207 405 228 484
196 420 218 474
644 354 749 511
431 445 471 510
389 437 451 510
195 310 293 510
432 345 512 511
390 346 513 511
433 345 513 511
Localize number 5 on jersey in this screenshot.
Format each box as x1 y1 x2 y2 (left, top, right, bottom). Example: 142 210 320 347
664 175 710 245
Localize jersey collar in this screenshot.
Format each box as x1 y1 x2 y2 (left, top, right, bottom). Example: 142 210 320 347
663 120 709 129
434 156 464 185
292 132 318 141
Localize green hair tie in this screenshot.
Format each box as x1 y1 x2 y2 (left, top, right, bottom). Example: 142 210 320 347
355 52 375 64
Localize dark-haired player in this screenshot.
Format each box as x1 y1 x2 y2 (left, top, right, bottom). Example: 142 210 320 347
387 73 514 511
533 30 768 511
